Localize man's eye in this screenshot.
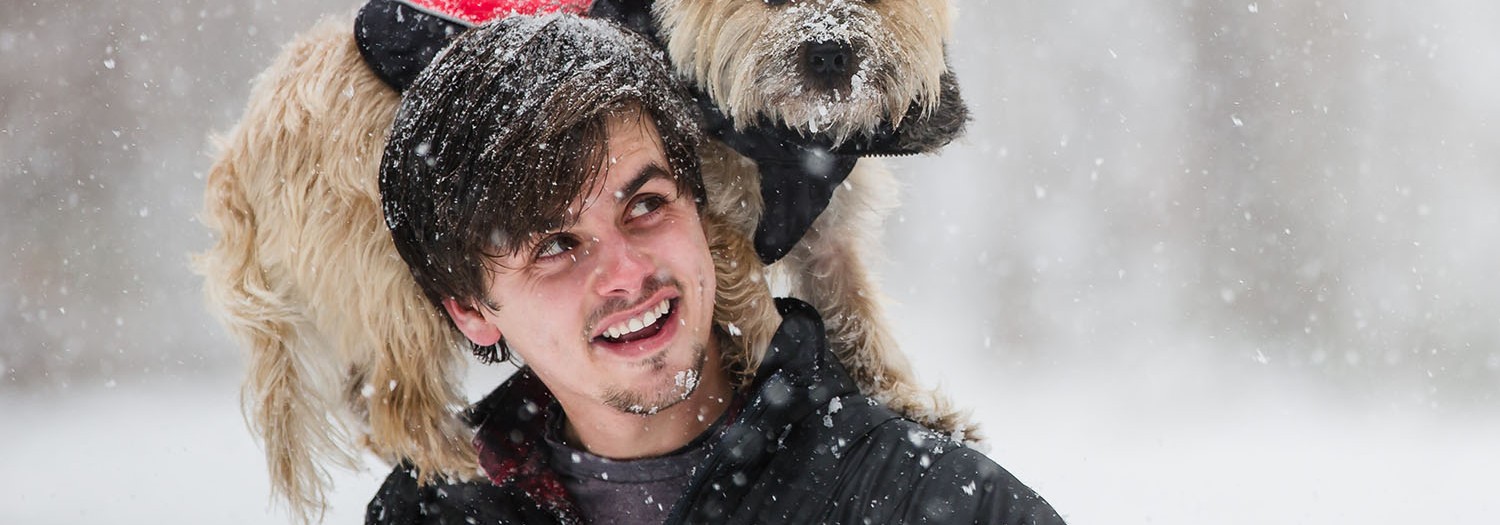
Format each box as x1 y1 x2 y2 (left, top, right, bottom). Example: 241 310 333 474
628 195 667 220
534 235 578 260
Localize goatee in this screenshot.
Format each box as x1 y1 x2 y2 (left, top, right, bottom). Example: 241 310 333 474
602 342 709 415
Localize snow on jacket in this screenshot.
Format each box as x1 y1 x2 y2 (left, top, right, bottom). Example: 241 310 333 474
366 298 1065 524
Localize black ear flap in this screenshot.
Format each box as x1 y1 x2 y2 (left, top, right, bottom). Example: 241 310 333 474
587 0 659 43
694 48 969 158
829 61 970 156
354 0 473 92
890 64 971 154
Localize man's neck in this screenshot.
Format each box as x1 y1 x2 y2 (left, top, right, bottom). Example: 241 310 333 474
556 350 735 460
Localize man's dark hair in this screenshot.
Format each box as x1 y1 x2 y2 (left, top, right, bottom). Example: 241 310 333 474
380 15 704 362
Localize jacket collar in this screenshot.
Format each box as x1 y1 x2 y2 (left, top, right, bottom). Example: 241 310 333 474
662 298 862 523
468 298 857 522
467 367 582 523
736 298 861 436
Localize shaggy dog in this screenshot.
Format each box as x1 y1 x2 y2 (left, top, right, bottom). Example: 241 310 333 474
197 0 969 519
646 0 973 445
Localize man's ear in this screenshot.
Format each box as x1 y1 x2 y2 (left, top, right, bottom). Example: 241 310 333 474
442 297 503 346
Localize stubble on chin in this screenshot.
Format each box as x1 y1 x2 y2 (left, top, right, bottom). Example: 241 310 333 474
602 342 708 415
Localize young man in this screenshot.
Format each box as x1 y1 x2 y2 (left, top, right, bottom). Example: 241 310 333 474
372 14 1065 525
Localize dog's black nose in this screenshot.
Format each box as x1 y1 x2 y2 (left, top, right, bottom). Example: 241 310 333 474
804 41 855 86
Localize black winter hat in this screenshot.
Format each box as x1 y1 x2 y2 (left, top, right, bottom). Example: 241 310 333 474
355 0 594 91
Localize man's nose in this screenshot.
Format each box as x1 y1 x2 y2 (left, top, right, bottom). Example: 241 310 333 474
592 235 653 297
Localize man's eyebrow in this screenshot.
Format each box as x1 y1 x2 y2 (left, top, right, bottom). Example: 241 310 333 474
615 163 672 202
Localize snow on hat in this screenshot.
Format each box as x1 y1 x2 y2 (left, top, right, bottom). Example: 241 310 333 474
355 0 594 91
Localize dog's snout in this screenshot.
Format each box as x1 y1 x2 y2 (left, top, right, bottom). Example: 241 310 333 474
804 41 855 86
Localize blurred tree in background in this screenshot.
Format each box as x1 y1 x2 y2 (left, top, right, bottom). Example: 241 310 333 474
1 0 344 388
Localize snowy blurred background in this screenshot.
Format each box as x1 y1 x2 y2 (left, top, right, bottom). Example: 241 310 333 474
3 0 1497 523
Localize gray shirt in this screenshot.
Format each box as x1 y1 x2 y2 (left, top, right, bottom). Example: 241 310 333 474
544 406 732 525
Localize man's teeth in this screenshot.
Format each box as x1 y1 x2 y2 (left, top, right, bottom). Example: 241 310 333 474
604 299 671 340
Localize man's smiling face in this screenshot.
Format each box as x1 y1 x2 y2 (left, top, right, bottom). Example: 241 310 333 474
445 110 718 416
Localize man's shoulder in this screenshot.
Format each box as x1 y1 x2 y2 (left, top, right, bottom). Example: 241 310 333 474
777 395 1068 524
803 396 975 486
872 418 1065 523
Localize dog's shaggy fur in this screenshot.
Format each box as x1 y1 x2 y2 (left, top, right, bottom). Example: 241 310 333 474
656 0 950 144
655 0 972 440
196 17 479 518
197 2 969 520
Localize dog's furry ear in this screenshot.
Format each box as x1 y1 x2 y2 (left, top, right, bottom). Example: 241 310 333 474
832 60 969 156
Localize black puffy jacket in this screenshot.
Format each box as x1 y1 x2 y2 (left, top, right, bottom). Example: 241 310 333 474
367 299 1065 524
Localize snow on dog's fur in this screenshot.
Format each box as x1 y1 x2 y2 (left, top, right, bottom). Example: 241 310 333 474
197 1 970 520
656 0 974 440
658 0 949 144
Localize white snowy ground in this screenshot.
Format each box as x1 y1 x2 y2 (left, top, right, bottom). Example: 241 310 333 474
3 314 1495 525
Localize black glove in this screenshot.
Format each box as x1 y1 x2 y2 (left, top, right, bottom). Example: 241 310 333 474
695 94 859 265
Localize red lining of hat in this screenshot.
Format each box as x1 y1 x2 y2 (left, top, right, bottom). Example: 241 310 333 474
403 0 594 25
